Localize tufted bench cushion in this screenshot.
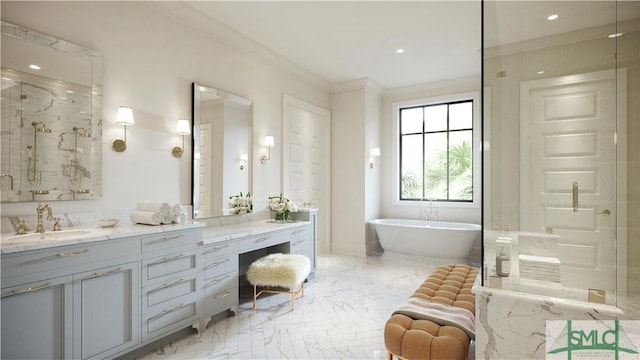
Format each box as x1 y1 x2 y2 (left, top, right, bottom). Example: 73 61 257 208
384 264 479 360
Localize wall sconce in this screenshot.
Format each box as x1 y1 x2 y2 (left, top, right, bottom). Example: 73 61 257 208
369 147 381 169
260 135 275 164
239 153 248 170
112 106 134 152
172 119 191 158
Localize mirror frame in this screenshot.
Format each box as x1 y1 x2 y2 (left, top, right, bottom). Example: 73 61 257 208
191 82 253 219
1 21 103 202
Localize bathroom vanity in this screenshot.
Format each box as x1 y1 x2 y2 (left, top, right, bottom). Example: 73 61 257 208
0 212 317 359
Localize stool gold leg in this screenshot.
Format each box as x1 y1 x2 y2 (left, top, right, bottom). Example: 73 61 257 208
290 290 295 311
253 285 257 309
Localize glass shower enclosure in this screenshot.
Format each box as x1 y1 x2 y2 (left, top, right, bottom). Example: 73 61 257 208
483 1 639 308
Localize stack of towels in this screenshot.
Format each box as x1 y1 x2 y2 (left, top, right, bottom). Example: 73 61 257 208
130 201 187 226
518 254 561 283
517 233 562 284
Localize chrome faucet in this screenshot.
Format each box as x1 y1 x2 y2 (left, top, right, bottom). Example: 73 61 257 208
35 203 53 233
424 200 438 221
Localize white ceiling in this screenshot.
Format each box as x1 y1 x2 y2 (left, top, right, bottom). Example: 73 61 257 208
156 1 639 90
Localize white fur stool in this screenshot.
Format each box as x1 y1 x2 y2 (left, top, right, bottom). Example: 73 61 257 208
246 253 311 311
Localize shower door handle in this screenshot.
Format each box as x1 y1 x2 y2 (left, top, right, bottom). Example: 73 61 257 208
572 182 578 212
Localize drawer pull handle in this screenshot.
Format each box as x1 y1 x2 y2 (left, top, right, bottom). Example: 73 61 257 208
255 236 271 243
88 267 123 279
292 229 305 234
153 278 184 292
208 244 230 253
207 274 230 287
2 282 51 298
150 303 185 320
207 258 230 269
292 240 303 246
149 234 184 244
151 254 184 265
214 291 231 299
56 249 89 257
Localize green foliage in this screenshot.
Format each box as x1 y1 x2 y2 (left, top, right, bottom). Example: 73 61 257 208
400 140 473 201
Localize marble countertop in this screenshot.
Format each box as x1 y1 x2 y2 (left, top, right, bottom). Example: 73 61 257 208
0 222 204 254
0 218 310 255
473 285 624 317
201 219 310 245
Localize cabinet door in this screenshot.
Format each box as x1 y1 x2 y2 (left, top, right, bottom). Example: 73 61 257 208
73 261 139 360
1 275 73 359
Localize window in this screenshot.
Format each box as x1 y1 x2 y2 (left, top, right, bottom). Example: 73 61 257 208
399 98 474 202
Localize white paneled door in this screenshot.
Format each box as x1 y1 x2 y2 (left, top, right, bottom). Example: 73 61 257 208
282 95 331 254
521 69 622 294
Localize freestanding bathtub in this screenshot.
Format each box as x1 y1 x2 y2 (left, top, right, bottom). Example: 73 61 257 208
369 219 481 259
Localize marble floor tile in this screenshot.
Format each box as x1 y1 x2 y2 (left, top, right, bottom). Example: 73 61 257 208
135 254 638 359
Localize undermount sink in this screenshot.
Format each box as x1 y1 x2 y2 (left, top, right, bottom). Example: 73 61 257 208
2 229 94 244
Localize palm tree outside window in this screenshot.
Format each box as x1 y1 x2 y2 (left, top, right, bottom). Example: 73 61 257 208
399 99 474 202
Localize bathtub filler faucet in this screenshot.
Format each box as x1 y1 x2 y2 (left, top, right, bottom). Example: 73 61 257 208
35 203 53 233
424 200 438 221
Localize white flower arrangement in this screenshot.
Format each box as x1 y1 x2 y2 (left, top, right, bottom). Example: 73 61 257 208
228 192 252 215
267 193 298 221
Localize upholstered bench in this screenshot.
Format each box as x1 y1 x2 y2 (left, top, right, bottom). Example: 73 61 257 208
384 264 479 360
246 253 311 311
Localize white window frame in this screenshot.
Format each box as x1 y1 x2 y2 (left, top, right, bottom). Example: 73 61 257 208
391 91 481 209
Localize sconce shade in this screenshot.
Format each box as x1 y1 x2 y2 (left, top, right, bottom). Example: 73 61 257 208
239 154 249 162
116 106 134 126
370 147 381 157
176 119 191 135
264 135 275 148
260 135 275 164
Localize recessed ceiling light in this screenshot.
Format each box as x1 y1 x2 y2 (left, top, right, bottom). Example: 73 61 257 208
537 71 545 75
396 48 405 54
608 33 623 38
29 64 41 70
547 14 559 21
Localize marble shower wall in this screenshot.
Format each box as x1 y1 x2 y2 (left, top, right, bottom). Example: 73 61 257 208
1 79 98 202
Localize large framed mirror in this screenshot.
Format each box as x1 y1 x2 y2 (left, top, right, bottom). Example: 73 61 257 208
192 83 253 219
1 21 103 202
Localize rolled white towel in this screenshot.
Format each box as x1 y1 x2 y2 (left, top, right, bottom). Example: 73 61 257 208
161 214 174 225
136 201 171 215
173 212 187 224
130 210 162 225
170 204 181 217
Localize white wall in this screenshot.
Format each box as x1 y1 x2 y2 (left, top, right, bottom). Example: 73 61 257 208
330 86 366 256
380 76 482 224
0 1 330 217
364 82 383 255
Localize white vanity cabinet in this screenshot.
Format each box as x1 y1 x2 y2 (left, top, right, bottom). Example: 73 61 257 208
202 239 238 327
1 274 73 359
72 261 139 360
1 239 140 360
139 228 203 342
291 211 318 274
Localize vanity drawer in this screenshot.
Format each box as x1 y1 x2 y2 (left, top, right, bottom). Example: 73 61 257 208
143 275 198 309
238 231 288 254
142 294 198 342
1 239 137 280
141 249 199 285
140 229 201 255
203 272 237 298
205 287 237 317
204 254 237 280
204 240 237 259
